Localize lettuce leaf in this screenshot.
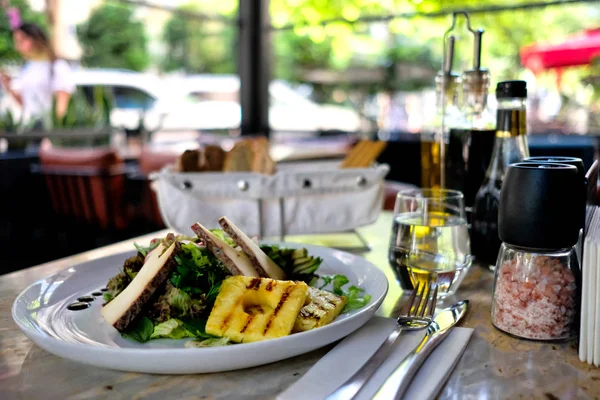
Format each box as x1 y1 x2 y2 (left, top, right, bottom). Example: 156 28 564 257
124 317 219 342
315 274 371 312
151 284 208 323
182 318 214 340
150 319 193 340
317 274 348 295
332 275 349 295
209 229 235 247
133 239 161 257
150 318 229 347
343 286 372 312
121 316 154 343
185 337 231 348
170 242 228 302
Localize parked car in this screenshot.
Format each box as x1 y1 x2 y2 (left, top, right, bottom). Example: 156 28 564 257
73 69 240 133
170 74 363 134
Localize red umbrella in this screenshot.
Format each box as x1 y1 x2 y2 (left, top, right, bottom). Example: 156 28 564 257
521 28 600 73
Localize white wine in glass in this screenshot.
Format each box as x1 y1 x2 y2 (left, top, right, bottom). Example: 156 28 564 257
388 189 471 297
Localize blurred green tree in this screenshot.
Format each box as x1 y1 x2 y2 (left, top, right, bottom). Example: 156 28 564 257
0 0 46 65
162 3 236 73
271 0 394 81
270 0 599 84
385 36 439 91
77 4 149 71
273 30 334 81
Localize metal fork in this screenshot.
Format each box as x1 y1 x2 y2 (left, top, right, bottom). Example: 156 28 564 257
325 281 438 400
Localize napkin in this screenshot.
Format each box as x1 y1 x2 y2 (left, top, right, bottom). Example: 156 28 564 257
580 206 600 366
277 317 473 400
579 160 600 367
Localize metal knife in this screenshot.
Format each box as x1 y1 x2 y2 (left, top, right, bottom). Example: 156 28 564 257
372 300 469 400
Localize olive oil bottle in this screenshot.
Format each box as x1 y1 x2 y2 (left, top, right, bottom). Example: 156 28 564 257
421 36 467 190
471 80 530 268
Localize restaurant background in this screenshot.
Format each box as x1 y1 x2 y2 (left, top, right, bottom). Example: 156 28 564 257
1 0 599 274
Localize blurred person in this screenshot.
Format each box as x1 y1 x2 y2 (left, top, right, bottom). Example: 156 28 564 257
0 22 75 124
405 94 424 133
375 92 391 131
386 94 408 134
4 0 20 30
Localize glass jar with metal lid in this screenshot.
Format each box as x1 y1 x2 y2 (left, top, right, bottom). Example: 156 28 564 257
491 162 582 341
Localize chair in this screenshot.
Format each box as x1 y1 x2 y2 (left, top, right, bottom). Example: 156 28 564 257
37 147 128 231
383 180 419 211
0 152 51 273
128 146 179 229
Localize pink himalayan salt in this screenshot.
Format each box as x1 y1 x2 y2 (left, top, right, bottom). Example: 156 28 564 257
492 256 576 340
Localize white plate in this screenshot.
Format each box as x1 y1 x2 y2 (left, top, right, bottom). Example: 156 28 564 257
12 243 388 374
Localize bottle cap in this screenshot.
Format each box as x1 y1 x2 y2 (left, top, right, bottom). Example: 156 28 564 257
496 80 527 99
499 162 581 249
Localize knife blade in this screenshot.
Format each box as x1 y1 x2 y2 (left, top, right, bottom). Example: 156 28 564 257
372 300 469 400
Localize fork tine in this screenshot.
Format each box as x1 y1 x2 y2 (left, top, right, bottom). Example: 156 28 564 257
401 282 420 316
409 282 426 317
425 283 438 319
417 281 432 317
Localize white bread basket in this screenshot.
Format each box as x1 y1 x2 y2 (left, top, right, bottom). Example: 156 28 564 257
150 161 390 238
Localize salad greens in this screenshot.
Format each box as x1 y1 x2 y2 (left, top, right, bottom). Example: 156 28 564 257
152 284 207 322
185 337 231 348
150 319 190 340
123 317 224 343
169 242 228 305
260 245 323 281
104 253 145 302
209 229 236 247
343 285 372 312
181 318 214 340
110 231 371 344
316 274 372 312
133 239 161 257
121 316 154 343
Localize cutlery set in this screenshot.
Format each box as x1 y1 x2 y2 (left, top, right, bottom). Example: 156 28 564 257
325 282 469 400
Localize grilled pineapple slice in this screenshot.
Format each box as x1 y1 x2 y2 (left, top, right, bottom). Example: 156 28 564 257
293 287 347 332
206 276 308 343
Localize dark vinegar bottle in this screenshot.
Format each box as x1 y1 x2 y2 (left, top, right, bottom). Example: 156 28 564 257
471 80 530 269
460 29 496 212
461 67 496 212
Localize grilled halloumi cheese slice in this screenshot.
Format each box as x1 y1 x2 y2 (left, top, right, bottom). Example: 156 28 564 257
293 287 347 332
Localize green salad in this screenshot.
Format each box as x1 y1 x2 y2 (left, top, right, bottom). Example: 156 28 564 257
103 230 371 345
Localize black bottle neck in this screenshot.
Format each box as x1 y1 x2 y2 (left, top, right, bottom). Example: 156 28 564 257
484 98 529 181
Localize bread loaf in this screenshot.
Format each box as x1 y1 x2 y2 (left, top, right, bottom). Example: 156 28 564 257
204 145 225 171
223 140 254 172
176 149 203 172
175 137 276 174
250 137 276 175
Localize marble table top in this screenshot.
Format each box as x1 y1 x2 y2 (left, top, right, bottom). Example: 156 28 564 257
1 212 599 399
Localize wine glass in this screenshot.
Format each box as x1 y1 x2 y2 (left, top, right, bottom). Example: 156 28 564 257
387 188 472 298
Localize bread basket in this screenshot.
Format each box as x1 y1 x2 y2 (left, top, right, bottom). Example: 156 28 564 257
149 161 390 238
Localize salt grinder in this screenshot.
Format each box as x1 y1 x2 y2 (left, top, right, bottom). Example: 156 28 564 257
491 162 582 340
